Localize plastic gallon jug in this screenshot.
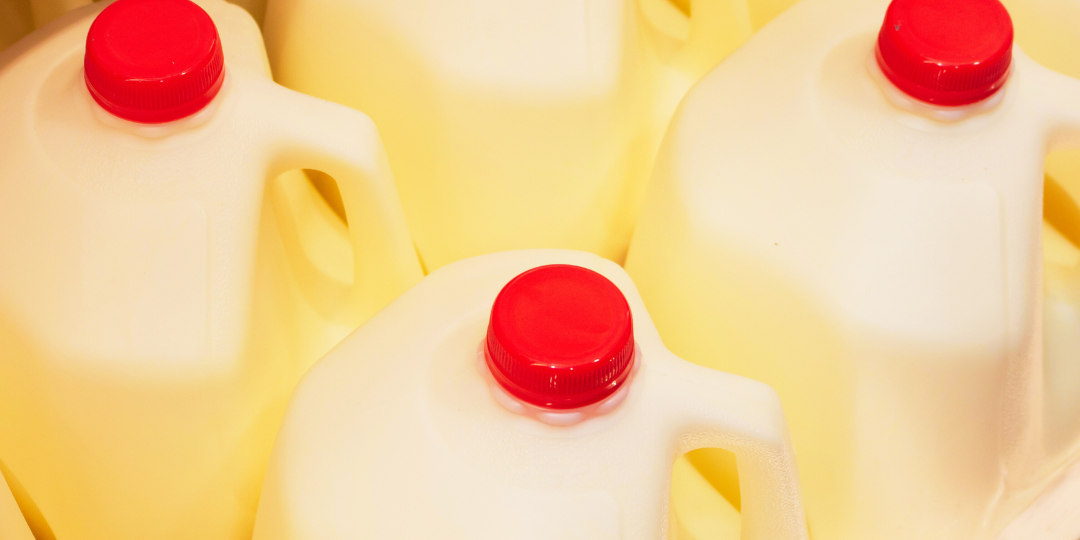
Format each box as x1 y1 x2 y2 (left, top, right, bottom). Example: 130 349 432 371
252 249 808 540
261 0 776 271
0 0 422 538
0 0 32 53
624 0 1080 537
0 470 34 540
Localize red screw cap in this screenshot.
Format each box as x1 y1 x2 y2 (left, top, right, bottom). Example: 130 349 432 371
485 265 636 410
84 0 225 123
876 0 1013 106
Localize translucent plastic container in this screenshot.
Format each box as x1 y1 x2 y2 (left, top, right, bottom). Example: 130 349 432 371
253 250 808 540
0 0 422 538
625 0 1080 538
260 0 780 271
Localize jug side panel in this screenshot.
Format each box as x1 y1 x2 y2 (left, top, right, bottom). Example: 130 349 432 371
627 221 856 540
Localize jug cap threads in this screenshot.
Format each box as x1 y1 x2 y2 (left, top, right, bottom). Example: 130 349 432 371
84 0 225 123
876 0 1013 106
485 265 635 410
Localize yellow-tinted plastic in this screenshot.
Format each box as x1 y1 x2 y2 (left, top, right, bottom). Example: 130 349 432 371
0 1 422 539
23 0 265 33
0 467 34 540
0 0 32 53
26 0 90 27
261 0 801 271
670 455 741 540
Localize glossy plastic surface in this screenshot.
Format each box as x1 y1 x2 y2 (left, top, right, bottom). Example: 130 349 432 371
253 250 808 540
84 0 225 123
486 264 635 409
0 1 422 538
625 0 1080 537
876 0 1013 105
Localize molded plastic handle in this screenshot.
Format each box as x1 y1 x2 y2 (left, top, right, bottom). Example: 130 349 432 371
651 353 809 540
1000 58 1080 487
1039 63 1080 462
1038 61 1080 151
263 83 423 329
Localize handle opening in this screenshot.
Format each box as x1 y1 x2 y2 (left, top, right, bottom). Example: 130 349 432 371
306 169 348 226
270 168 354 307
1042 149 1080 460
669 449 742 539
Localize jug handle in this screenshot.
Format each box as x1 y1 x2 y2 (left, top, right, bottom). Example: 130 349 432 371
264 85 424 328
1028 62 1080 469
638 0 754 80
1041 70 1080 153
651 354 809 540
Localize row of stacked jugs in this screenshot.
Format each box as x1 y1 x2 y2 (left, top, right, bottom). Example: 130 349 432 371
1 0 1080 538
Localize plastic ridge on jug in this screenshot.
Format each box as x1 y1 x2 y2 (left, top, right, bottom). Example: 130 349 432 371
260 0 799 272
0 0 422 538
252 249 808 540
624 0 1080 537
0 468 34 540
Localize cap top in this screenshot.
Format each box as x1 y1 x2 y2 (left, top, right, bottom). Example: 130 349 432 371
84 0 225 123
876 0 1013 106
485 265 635 410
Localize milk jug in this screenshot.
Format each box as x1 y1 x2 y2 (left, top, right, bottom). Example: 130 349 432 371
252 250 808 540
260 0 781 271
0 0 32 53
624 0 1080 537
0 0 422 538
0 470 34 540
